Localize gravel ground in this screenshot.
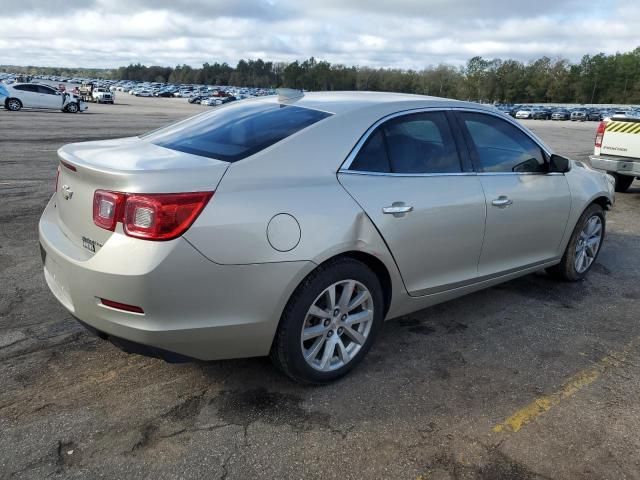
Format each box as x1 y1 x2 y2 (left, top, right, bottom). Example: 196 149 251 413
1 97 639 480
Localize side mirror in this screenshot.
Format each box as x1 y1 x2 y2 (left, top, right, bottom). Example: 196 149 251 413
549 154 571 173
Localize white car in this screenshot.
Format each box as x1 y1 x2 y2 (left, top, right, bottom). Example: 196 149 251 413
515 109 533 119
1 83 87 113
135 90 153 97
200 98 222 106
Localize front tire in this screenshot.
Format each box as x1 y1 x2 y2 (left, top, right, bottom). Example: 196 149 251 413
65 102 79 113
612 173 634 193
270 258 384 384
5 98 22 111
546 204 605 281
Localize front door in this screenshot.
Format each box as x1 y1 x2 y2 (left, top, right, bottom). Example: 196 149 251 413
456 111 571 277
36 85 63 109
338 110 487 296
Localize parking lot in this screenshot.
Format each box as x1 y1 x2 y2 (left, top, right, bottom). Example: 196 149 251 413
1 96 640 480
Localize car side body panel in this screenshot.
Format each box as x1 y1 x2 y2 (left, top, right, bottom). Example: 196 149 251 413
558 161 615 251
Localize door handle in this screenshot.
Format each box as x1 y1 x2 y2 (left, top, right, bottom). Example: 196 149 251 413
491 196 513 208
382 203 413 217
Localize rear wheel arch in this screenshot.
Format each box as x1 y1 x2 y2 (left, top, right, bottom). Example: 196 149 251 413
325 251 392 318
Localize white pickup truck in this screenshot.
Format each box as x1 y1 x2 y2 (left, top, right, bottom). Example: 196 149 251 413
590 117 640 192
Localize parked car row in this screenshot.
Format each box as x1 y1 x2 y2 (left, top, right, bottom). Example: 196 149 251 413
494 103 640 121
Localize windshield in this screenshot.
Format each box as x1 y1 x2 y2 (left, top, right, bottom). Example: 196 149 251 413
143 101 332 162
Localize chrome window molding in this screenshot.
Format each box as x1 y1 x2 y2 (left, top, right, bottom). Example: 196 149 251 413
338 170 476 178
338 170 564 178
339 105 556 176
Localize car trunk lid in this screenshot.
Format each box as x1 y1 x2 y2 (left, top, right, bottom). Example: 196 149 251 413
55 136 229 254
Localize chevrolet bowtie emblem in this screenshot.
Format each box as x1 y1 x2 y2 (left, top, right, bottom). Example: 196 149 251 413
61 185 73 200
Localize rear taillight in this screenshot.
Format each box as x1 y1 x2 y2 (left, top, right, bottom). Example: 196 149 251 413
93 190 125 231
92 190 212 241
595 121 606 148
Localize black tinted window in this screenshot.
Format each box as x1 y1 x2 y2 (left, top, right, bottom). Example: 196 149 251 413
37 85 57 95
14 85 37 92
144 102 331 162
460 112 546 173
384 112 461 173
349 112 461 174
349 129 390 173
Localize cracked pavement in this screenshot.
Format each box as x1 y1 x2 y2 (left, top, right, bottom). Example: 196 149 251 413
1 97 640 479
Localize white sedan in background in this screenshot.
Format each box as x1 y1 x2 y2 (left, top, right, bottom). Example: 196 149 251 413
1 83 87 113
515 108 533 119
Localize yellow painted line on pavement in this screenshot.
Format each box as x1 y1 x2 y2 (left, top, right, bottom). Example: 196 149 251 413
492 338 638 434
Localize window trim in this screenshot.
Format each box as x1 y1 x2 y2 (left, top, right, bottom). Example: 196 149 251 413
339 106 557 177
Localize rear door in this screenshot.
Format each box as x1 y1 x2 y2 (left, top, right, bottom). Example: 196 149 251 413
338 110 487 296
455 110 571 277
12 84 39 107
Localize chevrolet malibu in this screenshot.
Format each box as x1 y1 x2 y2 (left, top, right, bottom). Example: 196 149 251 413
39 91 615 383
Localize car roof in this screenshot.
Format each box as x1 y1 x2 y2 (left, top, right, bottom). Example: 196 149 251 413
252 90 492 116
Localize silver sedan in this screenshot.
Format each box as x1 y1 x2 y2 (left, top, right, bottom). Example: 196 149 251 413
39 91 615 383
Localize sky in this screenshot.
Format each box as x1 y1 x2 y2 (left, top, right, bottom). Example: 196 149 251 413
0 0 638 70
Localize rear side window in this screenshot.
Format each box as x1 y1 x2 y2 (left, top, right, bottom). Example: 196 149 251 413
349 111 461 174
459 112 546 173
144 102 332 162
384 112 461 173
349 129 390 173
14 85 38 92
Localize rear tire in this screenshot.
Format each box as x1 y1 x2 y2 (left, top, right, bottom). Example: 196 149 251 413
546 204 605 281
5 98 22 111
270 257 384 384
612 173 634 193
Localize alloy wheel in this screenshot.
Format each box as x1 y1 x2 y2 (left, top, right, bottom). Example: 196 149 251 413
7 99 20 111
575 215 602 273
300 279 374 372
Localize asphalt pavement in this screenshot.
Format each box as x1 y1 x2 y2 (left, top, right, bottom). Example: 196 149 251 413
1 96 639 479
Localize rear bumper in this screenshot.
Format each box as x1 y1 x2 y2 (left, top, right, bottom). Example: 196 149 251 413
38 195 314 361
590 155 640 177
76 318 195 363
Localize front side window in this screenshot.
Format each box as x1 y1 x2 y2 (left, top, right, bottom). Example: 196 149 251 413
144 102 332 162
349 111 461 174
37 85 58 95
459 112 546 173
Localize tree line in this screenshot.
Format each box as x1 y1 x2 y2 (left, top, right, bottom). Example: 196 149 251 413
3 47 640 104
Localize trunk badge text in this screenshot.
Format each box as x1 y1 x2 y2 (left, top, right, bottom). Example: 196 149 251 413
61 185 73 200
82 236 102 253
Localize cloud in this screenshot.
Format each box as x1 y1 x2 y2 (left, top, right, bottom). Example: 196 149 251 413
0 0 637 69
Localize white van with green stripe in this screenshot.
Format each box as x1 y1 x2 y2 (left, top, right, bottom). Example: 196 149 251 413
591 117 640 192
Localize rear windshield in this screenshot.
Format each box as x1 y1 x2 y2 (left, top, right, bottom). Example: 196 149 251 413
143 101 332 162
